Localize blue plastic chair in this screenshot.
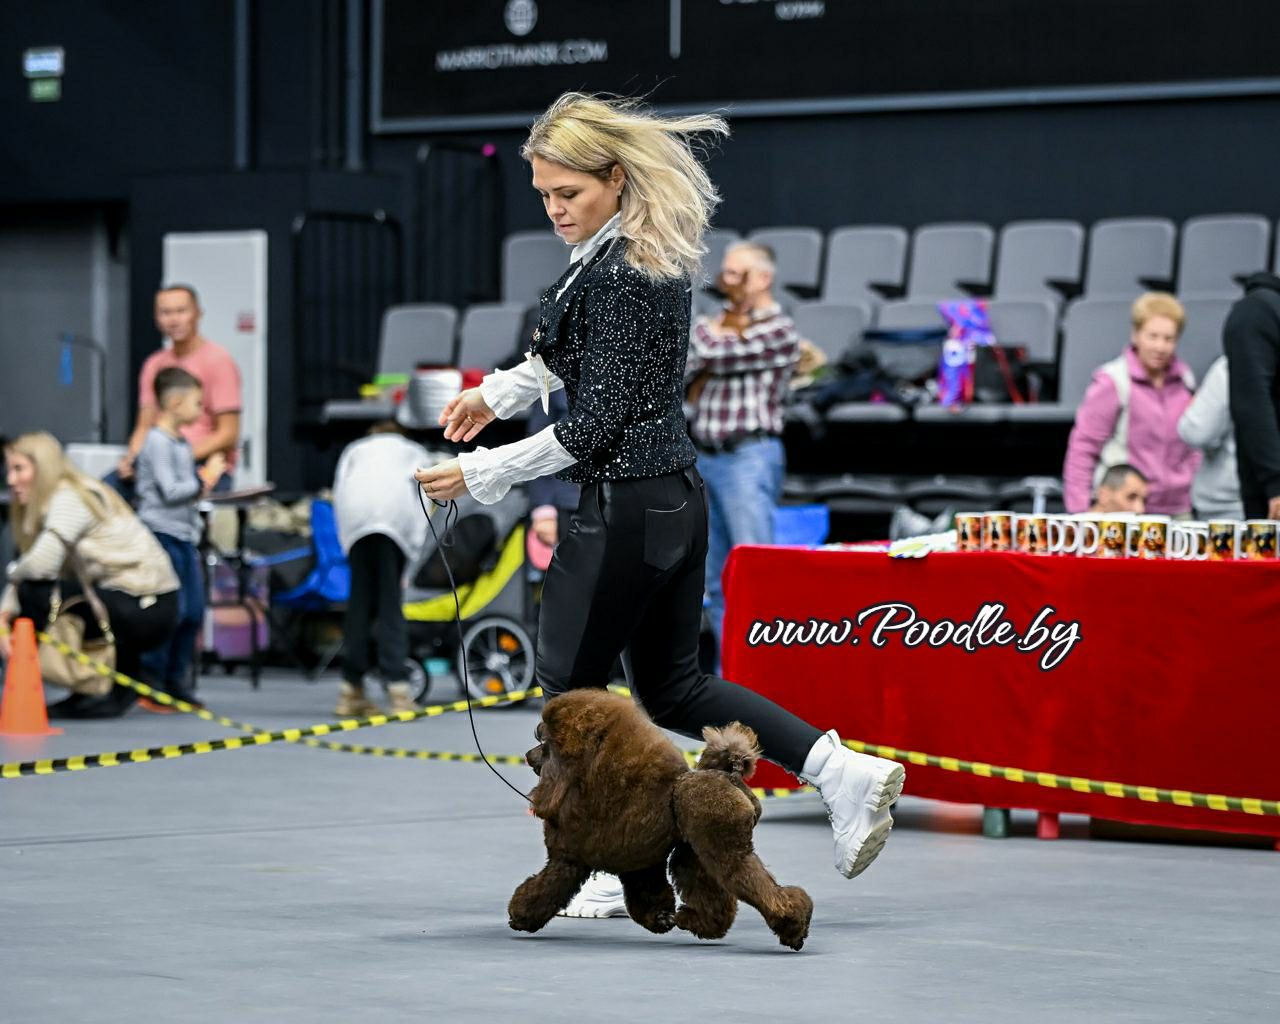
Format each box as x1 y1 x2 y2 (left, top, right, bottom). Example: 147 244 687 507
274 500 351 609
772 504 830 547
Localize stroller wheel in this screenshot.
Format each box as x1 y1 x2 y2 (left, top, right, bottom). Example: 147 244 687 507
457 616 535 705
404 658 430 704
363 658 430 704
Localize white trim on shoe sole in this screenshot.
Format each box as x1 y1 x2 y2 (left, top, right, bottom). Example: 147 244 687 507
840 762 906 879
556 901 629 919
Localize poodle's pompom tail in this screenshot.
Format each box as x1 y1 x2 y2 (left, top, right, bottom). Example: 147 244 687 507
697 723 760 780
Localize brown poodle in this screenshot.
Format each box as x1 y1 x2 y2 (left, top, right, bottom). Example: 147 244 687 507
509 689 814 950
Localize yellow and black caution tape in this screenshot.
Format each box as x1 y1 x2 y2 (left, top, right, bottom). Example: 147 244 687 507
845 740 1280 817
5 631 1279 815
0 707 537 778
28 628 541 758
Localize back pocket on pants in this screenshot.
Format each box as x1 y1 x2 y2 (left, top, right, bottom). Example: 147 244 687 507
643 503 689 572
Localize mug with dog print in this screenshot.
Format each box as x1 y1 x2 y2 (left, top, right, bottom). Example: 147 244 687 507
981 511 1014 552
956 513 982 552
1126 514 1170 560
1093 513 1132 559
1241 519 1279 561
1207 519 1241 561
1016 513 1050 555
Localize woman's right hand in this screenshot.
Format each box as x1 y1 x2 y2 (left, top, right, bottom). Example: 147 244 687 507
0 613 12 661
439 388 496 443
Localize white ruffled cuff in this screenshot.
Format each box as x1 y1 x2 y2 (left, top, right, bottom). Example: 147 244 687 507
478 359 565 420
457 425 577 506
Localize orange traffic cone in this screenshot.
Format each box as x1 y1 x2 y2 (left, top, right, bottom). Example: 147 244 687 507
0 617 63 736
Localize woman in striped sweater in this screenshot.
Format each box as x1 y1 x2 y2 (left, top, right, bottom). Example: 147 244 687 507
1 432 179 718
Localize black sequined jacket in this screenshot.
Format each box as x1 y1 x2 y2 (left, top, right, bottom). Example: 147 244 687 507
531 237 697 485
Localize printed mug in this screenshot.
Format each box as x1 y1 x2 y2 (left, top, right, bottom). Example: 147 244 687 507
981 511 1015 552
1094 513 1133 559
1241 519 1279 561
956 513 983 553
1126 514 1170 560
1017 513 1051 555
1206 519 1240 561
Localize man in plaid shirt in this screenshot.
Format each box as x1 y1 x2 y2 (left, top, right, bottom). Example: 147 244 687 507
686 241 801 662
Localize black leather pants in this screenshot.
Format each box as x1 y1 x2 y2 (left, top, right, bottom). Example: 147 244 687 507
535 465 822 775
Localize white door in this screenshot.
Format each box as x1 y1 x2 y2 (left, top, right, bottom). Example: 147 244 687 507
161 231 269 486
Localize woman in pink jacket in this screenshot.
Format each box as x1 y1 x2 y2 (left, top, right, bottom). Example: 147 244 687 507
1063 293 1201 515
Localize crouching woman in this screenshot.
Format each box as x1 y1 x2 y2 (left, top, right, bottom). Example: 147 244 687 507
1 432 179 718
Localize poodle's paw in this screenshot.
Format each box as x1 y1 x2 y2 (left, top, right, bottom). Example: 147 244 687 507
674 906 731 941
771 886 814 952
507 906 551 933
634 908 676 934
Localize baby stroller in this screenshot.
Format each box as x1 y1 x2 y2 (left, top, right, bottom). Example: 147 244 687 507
403 488 540 704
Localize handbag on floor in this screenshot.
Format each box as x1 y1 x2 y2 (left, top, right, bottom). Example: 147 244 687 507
39 573 116 696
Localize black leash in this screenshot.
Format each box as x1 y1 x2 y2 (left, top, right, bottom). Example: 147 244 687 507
418 486 532 804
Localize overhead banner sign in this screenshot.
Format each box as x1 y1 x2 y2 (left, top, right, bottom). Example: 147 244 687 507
373 0 1280 133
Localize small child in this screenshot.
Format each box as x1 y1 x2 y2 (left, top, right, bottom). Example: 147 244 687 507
332 422 432 716
135 367 226 707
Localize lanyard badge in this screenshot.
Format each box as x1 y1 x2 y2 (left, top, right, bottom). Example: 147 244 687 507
525 349 552 414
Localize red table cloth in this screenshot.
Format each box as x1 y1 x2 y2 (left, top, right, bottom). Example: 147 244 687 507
721 548 1280 838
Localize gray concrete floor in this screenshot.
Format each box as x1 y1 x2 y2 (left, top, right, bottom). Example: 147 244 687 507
2 669 1277 1023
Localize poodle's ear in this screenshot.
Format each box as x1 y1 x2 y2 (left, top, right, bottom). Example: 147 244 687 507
530 768 572 822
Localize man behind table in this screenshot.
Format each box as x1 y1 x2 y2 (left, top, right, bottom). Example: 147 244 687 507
1089 463 1149 514
117 285 241 491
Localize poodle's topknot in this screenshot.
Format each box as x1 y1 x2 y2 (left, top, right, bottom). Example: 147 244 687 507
697 722 760 780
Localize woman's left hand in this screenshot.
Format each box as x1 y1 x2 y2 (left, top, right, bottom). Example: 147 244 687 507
414 459 470 502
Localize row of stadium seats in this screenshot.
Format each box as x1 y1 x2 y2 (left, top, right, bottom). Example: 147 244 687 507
329 286 1233 428
503 214 1280 311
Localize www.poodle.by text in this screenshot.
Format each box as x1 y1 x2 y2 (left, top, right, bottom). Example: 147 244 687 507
745 601 1083 671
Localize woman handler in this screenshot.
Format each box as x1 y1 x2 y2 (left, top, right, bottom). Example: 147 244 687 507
414 94 904 912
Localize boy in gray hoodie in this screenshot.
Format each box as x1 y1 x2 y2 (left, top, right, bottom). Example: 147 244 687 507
135 367 225 706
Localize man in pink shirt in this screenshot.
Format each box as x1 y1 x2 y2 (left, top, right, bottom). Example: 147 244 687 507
1063 293 1200 515
116 285 242 491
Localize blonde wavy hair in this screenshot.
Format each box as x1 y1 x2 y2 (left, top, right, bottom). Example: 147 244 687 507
521 93 729 281
4 431 130 553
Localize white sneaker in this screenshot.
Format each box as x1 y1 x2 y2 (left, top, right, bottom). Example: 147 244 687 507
801 729 906 879
557 872 629 919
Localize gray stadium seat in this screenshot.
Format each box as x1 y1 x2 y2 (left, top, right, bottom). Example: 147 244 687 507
1176 296 1235 384
748 226 824 292
1004 298 1132 422
693 227 742 315
1176 215 1271 297
993 220 1085 305
700 227 741 282
821 226 909 305
875 299 945 330
502 231 568 306
457 303 526 372
988 299 1059 363
1083 218 1176 298
379 304 458 374
823 403 909 424
790 301 872 362
906 223 995 298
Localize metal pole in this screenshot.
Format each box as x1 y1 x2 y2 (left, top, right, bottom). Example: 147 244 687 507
234 0 252 170
345 0 365 171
